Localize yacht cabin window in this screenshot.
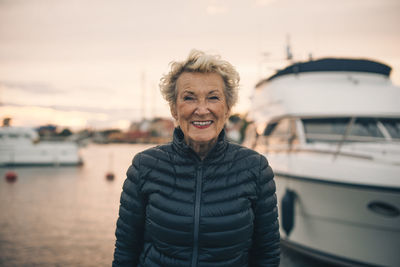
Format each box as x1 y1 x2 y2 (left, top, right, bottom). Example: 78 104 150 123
349 118 383 138
302 117 387 143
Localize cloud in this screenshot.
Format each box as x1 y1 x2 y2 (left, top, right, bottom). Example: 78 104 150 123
0 101 137 115
0 81 64 94
0 102 166 129
0 104 105 129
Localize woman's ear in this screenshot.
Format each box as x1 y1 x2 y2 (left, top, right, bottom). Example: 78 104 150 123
170 105 178 120
225 107 231 119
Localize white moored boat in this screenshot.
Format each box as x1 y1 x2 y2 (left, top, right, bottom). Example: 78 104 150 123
246 58 400 266
0 126 82 166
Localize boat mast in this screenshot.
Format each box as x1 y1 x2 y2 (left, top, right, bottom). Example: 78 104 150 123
141 71 146 121
285 34 293 62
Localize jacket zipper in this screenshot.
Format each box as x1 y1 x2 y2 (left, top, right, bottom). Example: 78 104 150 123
191 164 203 267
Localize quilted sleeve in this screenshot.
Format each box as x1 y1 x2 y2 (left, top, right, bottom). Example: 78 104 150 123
249 155 280 267
113 153 146 266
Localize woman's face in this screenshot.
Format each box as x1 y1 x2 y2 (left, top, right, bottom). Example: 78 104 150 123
172 72 230 147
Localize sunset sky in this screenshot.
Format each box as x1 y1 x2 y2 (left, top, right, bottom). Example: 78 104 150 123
1 0 400 130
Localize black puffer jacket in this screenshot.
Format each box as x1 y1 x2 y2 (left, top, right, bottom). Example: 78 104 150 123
113 128 280 267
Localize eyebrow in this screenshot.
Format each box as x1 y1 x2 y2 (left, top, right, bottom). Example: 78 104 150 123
181 90 195 95
180 89 222 95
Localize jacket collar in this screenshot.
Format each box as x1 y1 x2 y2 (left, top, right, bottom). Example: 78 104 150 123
172 127 228 162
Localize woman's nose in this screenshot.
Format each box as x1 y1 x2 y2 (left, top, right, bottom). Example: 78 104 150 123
194 100 210 115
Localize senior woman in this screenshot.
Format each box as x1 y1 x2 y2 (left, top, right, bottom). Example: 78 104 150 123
113 50 280 266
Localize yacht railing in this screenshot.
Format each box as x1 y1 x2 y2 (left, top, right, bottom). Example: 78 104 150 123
305 134 389 143
333 117 356 160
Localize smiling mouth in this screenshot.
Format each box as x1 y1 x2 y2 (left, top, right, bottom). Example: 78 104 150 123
192 120 213 128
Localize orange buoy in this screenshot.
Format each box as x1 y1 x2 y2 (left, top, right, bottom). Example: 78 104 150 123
106 172 115 181
5 171 17 182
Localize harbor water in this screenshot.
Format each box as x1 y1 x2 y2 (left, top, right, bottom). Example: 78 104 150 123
0 143 337 266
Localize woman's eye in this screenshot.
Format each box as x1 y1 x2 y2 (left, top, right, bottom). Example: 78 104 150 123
183 96 194 101
209 96 220 100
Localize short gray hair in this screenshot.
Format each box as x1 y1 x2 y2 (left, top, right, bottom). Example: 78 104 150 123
159 49 240 110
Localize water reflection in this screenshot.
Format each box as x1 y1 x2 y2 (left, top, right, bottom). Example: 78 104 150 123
0 144 151 266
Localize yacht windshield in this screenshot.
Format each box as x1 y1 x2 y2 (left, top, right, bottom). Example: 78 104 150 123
380 118 400 139
302 118 386 143
349 118 384 139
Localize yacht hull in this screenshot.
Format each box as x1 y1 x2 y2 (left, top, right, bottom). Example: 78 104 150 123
275 173 400 267
0 142 82 167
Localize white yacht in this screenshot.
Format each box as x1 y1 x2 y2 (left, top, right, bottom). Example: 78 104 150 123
0 126 82 166
246 58 400 266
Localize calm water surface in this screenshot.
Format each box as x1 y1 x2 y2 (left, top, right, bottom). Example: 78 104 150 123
0 143 336 266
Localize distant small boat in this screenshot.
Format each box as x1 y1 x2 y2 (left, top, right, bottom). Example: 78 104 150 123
0 126 83 166
246 58 400 267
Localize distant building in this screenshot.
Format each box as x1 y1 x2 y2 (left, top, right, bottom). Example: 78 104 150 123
148 118 175 138
117 117 175 143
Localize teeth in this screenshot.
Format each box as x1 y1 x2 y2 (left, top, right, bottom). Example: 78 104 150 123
193 121 212 126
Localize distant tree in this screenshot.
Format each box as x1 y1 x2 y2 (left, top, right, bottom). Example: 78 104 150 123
3 117 11 126
228 113 252 143
240 118 251 143
228 114 241 123
101 129 121 137
59 128 73 137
